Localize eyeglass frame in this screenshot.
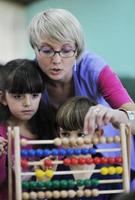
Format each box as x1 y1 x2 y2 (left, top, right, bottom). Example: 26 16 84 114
37 46 77 58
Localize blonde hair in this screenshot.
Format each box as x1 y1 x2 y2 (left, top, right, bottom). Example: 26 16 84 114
28 8 85 59
56 96 96 131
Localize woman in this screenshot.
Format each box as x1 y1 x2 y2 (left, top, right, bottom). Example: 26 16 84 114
28 8 135 189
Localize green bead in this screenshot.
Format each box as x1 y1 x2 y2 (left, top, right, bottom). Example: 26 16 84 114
60 180 68 188
45 181 53 189
77 179 84 186
91 179 99 186
29 181 37 189
84 179 91 186
22 181 29 189
68 180 76 188
52 180 60 189
36 181 45 188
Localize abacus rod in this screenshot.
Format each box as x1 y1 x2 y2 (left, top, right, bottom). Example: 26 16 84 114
120 123 130 192
21 168 122 176
7 127 13 200
99 189 124 194
96 148 121 153
14 127 22 200
99 179 122 184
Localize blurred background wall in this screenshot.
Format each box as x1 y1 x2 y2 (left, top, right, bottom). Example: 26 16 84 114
0 1 27 63
0 0 135 99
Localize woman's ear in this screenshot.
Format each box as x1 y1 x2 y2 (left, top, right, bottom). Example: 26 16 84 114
0 91 7 106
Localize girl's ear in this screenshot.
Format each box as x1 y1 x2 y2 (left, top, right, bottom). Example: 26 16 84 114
0 91 7 106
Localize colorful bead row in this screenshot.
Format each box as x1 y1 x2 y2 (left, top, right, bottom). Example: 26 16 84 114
21 135 121 147
22 178 99 190
55 136 121 146
21 147 97 158
22 188 100 200
34 166 123 179
45 156 122 166
21 156 122 169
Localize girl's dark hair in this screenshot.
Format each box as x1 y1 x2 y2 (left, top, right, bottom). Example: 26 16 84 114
0 59 55 140
56 96 96 131
1 59 44 93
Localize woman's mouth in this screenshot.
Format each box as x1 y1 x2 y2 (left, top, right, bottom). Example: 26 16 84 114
50 68 62 75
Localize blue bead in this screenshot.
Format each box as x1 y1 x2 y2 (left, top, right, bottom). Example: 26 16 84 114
28 149 35 157
58 148 66 156
36 149 43 157
21 149 28 157
74 148 81 155
81 148 89 155
89 148 96 155
66 148 74 156
43 149 51 157
52 149 59 156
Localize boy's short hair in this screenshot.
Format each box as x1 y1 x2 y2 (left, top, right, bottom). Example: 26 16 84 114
56 96 96 131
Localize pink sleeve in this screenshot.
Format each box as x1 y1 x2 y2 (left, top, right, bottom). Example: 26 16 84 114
98 66 133 109
0 155 7 185
0 124 7 185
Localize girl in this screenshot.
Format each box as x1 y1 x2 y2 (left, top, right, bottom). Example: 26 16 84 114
0 59 55 199
54 96 122 200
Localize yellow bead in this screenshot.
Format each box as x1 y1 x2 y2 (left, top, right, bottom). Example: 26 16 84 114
100 167 108 175
35 169 45 178
116 166 123 174
108 166 116 175
45 169 54 178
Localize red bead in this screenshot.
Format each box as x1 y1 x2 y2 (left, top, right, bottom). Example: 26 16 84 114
93 157 101 164
100 157 108 164
85 157 93 164
108 157 115 164
115 156 122 164
70 157 78 165
78 157 86 165
21 159 28 169
44 159 53 167
63 158 71 166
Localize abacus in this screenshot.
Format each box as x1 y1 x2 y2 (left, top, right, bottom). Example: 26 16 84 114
7 123 130 200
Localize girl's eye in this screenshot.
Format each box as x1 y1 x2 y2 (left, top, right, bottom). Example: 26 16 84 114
32 93 40 98
12 94 23 99
78 132 86 137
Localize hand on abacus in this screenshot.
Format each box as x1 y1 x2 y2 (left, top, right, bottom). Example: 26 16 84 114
0 136 7 156
35 156 58 181
83 104 119 135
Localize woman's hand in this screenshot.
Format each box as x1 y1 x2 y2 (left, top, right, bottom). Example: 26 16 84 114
83 104 125 135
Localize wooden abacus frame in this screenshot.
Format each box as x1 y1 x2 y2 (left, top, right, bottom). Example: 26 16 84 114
7 123 131 200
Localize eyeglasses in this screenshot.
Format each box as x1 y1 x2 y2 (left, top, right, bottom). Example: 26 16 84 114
38 47 76 58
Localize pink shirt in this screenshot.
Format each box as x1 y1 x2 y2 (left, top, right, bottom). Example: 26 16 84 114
0 124 33 199
98 66 132 108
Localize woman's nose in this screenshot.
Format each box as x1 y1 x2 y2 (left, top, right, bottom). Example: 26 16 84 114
52 53 62 64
